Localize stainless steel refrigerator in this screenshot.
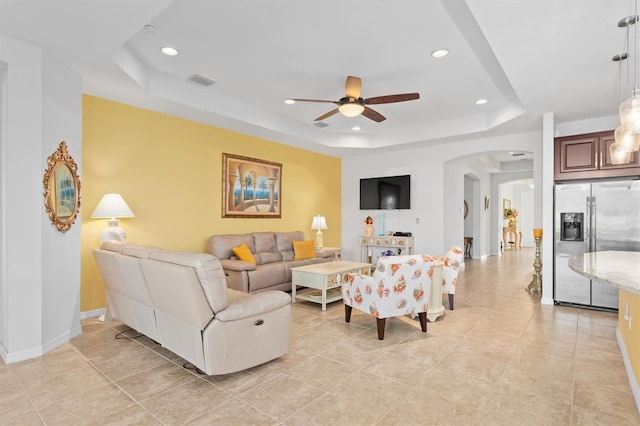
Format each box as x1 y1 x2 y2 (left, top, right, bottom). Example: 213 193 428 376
554 179 640 310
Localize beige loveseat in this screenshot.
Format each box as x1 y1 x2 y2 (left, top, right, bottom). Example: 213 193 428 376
93 242 291 375
207 231 333 293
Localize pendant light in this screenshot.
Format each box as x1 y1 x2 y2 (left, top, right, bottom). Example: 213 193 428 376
613 5 640 164
619 2 640 131
613 49 637 163
611 139 632 164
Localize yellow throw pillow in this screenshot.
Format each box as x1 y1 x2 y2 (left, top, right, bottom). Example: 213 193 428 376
232 243 256 264
293 240 317 260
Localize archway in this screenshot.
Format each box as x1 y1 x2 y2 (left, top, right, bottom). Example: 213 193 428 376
444 150 534 259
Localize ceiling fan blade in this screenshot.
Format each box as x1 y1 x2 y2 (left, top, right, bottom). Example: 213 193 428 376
365 93 420 105
345 76 362 99
314 108 339 121
361 106 386 122
289 98 338 104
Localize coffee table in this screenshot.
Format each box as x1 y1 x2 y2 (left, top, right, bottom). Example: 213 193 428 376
291 260 372 311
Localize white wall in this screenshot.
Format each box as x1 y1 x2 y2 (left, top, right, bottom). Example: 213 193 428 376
1 37 44 361
518 187 534 247
463 175 474 246
0 37 82 363
541 113 555 305
342 131 542 262
0 54 5 356
40 52 82 352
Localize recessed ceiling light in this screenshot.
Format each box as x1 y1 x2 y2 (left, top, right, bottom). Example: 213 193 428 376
352 126 361 131
475 98 488 105
161 46 179 56
284 99 295 105
143 24 157 34
431 49 449 58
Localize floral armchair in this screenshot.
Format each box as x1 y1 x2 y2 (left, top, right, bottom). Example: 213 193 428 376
341 254 443 340
439 246 464 310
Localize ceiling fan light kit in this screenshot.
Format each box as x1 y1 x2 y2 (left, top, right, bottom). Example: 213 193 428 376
289 75 419 123
338 101 365 117
612 0 640 164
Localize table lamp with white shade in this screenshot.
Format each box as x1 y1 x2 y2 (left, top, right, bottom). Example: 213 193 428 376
310 215 328 248
91 193 135 243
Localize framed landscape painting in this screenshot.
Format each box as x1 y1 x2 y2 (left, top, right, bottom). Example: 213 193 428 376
222 153 282 218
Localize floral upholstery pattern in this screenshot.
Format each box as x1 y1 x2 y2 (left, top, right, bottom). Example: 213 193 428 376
440 246 463 295
342 255 439 337
435 245 463 310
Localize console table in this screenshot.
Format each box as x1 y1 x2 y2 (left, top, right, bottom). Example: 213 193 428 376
502 226 522 250
360 235 414 263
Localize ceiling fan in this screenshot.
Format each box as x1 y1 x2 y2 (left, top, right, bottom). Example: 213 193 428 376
288 76 420 122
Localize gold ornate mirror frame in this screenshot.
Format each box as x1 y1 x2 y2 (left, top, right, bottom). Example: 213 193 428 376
43 142 81 232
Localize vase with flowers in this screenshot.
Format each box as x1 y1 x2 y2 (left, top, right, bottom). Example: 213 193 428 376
504 208 519 227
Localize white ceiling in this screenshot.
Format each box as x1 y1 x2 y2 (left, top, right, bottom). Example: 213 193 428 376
0 0 631 164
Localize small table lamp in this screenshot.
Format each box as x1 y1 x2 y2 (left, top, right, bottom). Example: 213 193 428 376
91 193 135 243
311 215 328 248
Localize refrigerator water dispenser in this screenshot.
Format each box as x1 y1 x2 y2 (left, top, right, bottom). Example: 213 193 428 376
560 212 584 241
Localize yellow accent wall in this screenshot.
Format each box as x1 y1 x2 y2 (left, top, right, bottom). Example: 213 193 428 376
81 95 341 312
619 290 640 389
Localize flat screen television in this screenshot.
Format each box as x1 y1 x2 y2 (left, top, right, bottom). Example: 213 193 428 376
359 175 411 210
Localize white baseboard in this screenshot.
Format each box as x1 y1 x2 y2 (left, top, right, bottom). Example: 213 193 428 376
80 308 105 320
1 324 84 364
0 343 43 364
617 327 640 414
42 326 81 355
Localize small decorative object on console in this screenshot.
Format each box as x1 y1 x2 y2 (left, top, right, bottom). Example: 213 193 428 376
393 231 412 237
378 213 385 236
504 208 519 227
365 216 374 236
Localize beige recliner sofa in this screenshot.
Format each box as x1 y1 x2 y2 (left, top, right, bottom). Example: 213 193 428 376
207 231 333 293
93 242 291 375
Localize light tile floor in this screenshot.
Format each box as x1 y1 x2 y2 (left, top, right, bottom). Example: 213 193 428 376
2 248 639 425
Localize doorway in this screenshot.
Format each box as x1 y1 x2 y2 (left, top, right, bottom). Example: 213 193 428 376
499 179 534 250
463 174 481 259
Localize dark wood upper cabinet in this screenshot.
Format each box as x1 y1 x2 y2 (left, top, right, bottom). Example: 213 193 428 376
554 130 640 180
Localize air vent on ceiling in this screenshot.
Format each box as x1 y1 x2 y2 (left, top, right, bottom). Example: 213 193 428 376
188 74 215 87
313 122 329 128
510 152 525 157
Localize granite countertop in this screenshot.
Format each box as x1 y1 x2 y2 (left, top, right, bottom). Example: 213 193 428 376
568 251 640 295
